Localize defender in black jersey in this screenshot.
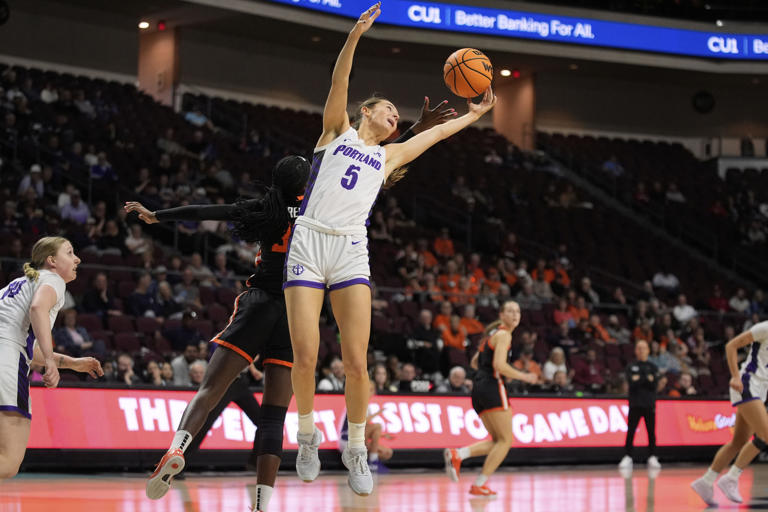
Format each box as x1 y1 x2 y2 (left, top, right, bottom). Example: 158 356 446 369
442 300 537 498
126 155 309 509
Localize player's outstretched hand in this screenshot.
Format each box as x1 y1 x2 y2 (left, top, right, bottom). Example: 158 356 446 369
43 358 60 388
72 357 104 379
353 2 381 35
412 97 456 134
467 86 497 117
124 201 158 224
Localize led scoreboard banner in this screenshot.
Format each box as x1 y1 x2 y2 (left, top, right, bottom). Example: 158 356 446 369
264 0 768 60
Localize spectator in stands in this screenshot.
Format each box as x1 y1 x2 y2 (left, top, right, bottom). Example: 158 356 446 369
550 370 574 394
501 232 519 260
126 271 156 317
434 227 455 258
17 164 44 198
690 331 711 373
601 155 624 177
397 363 425 393
634 182 650 206
729 288 750 314
60 189 90 224
188 252 218 288
708 284 729 312
174 267 202 309
750 289 766 315
189 361 206 387
112 353 141 386
372 363 396 393
318 357 346 392
124 223 151 255
531 259 554 283
455 277 478 305
451 175 473 204
553 298 576 328
185 108 215 131
515 283 542 311
652 267 680 296
91 152 116 181
665 182 686 204
513 347 543 385
612 287 628 307
550 321 578 354
542 347 569 385
411 309 441 377
573 348 605 392
417 238 438 269
672 294 697 324
161 362 174 384
532 270 554 301
144 360 167 386
648 341 680 375
157 128 189 157
744 312 761 333
53 309 106 357
476 283 498 309
569 296 590 322
74 89 95 118
433 301 452 332
96 219 125 255
668 372 697 397
571 317 593 345
436 366 470 393
162 310 204 352
441 315 468 350
633 319 654 345
81 272 122 317
588 314 615 344
40 82 58 104
579 277 600 305
459 304 484 335
746 220 766 245
2 238 23 274
515 259 533 288
652 313 674 343
606 315 631 345
171 342 204 386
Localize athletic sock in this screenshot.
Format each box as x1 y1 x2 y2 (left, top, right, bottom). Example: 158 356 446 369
171 430 192 454
474 474 488 487
348 421 366 450
457 447 471 460
298 412 315 437
254 484 273 511
702 468 719 485
726 465 743 479
369 452 379 462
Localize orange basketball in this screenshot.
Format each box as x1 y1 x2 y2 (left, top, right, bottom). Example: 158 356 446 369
443 48 493 98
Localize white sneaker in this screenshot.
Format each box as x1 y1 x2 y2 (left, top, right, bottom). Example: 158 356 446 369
690 477 716 507
717 475 743 503
618 455 633 470
296 427 323 483
342 446 374 496
647 456 661 470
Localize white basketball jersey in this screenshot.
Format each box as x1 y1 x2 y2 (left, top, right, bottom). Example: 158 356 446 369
0 270 66 359
741 321 768 380
299 127 386 230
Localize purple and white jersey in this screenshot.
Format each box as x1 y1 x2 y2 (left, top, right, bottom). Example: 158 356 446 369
740 321 768 380
0 270 66 361
298 127 386 233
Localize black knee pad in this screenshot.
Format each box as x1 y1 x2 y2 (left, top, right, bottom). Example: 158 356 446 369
258 405 288 457
753 435 767 451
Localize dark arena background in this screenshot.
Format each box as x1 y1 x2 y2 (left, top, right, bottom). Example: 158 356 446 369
1 0 768 510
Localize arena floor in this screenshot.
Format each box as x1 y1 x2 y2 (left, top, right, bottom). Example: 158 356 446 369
1 464 765 511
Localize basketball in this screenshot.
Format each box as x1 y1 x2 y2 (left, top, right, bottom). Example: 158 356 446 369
443 48 493 98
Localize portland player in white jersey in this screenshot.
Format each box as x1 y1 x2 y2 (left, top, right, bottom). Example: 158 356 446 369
285 1 496 496
0 237 102 480
691 321 768 505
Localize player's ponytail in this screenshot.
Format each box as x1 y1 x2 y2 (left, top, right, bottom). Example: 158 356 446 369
231 156 310 245
24 236 69 281
383 165 408 189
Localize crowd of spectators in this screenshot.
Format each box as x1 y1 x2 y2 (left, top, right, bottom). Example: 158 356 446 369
0 63 763 400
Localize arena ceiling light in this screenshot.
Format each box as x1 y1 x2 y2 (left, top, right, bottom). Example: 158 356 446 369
138 21 150 29
715 19 724 27
499 69 511 76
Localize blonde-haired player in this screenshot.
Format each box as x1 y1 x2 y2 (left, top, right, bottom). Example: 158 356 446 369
0 237 102 479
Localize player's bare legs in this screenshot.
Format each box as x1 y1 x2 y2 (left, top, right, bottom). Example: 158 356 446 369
0 411 30 480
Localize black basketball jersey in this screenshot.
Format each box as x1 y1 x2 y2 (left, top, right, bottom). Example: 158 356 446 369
475 325 510 381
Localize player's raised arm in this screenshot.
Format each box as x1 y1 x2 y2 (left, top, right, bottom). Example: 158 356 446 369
384 87 496 177
318 2 381 148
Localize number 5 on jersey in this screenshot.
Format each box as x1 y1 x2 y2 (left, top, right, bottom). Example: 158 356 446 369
341 164 360 190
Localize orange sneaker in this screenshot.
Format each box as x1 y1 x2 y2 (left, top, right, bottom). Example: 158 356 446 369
146 448 185 499
469 484 497 497
443 448 461 482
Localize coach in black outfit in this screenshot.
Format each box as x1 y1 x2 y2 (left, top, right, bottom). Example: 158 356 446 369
619 339 662 470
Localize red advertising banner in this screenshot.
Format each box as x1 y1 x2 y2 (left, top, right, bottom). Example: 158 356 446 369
26 388 736 450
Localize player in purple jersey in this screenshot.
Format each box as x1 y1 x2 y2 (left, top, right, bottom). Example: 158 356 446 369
287 1 496 497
